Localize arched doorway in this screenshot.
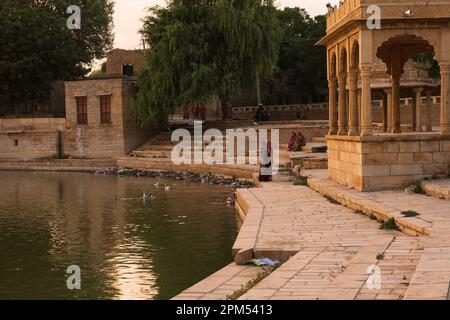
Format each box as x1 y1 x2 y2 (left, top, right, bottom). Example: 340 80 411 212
377 35 436 133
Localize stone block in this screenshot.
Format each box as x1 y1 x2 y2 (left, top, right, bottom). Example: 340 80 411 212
391 164 423 176
367 175 411 190
413 152 433 164
399 142 420 153
440 141 450 152
340 152 362 164
398 153 414 164
363 153 398 165
386 142 399 153
361 142 385 154
328 149 340 160
234 248 254 265
423 163 448 175
420 141 440 152
432 152 450 163
362 165 390 177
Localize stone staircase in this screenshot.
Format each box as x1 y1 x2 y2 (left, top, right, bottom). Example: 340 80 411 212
125 124 329 181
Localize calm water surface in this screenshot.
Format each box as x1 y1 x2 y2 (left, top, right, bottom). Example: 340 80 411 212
0 171 237 300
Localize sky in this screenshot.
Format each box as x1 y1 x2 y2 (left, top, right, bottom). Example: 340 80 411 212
113 0 339 50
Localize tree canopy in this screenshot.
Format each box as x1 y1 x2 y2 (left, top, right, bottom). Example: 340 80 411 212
0 0 114 113
262 8 327 105
133 0 282 126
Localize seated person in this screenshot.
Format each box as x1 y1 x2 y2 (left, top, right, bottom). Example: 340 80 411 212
254 103 270 123
288 131 306 152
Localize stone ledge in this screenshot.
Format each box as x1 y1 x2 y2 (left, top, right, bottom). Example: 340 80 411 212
0 159 116 172
422 180 450 200
327 132 450 143
308 178 432 236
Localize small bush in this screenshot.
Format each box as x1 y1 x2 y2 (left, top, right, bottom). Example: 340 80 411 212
369 214 377 221
226 266 277 300
403 180 424 194
293 176 308 186
380 218 400 231
401 210 420 217
376 253 385 260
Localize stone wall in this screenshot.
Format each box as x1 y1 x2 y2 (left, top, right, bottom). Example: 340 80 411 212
0 118 65 160
0 131 62 160
0 158 116 171
231 98 441 126
328 134 450 191
231 103 329 121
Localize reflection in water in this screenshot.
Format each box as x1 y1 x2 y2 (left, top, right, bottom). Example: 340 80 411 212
0 171 237 300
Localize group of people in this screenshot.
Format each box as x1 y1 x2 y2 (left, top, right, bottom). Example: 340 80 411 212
183 105 207 121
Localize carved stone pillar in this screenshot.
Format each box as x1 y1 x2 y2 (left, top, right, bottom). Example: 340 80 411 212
348 71 359 136
415 87 423 132
338 75 348 135
382 92 388 133
383 89 393 133
328 77 338 135
392 75 401 133
425 88 433 132
360 66 373 136
440 62 450 134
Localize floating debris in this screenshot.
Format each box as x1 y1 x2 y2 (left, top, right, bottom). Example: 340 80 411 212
97 167 255 189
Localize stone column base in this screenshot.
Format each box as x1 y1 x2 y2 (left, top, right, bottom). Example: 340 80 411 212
327 133 450 191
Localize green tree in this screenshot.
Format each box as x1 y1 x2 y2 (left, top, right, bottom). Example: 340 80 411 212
261 7 327 105
0 0 114 114
133 0 281 126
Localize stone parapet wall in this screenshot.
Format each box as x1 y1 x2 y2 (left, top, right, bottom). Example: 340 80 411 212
231 103 329 121
328 133 450 191
0 159 116 171
0 117 65 133
0 131 62 160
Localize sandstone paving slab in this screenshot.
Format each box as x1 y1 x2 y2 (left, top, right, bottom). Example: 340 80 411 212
422 179 450 200
172 263 263 300
306 175 450 300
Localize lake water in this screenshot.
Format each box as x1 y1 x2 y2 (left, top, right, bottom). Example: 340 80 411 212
0 171 237 300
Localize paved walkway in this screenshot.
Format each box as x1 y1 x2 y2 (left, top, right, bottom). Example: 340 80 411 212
308 173 450 300
235 181 421 300
175 175 450 300
173 263 263 300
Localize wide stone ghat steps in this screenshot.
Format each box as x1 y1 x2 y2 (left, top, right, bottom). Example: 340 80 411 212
304 172 450 299
128 131 328 173
217 180 427 300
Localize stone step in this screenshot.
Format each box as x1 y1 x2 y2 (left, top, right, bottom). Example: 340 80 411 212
422 180 450 200
308 178 434 237
302 143 328 153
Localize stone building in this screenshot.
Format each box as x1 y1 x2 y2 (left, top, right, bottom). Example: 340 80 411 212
105 49 148 76
64 76 151 158
318 0 450 191
0 49 155 160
